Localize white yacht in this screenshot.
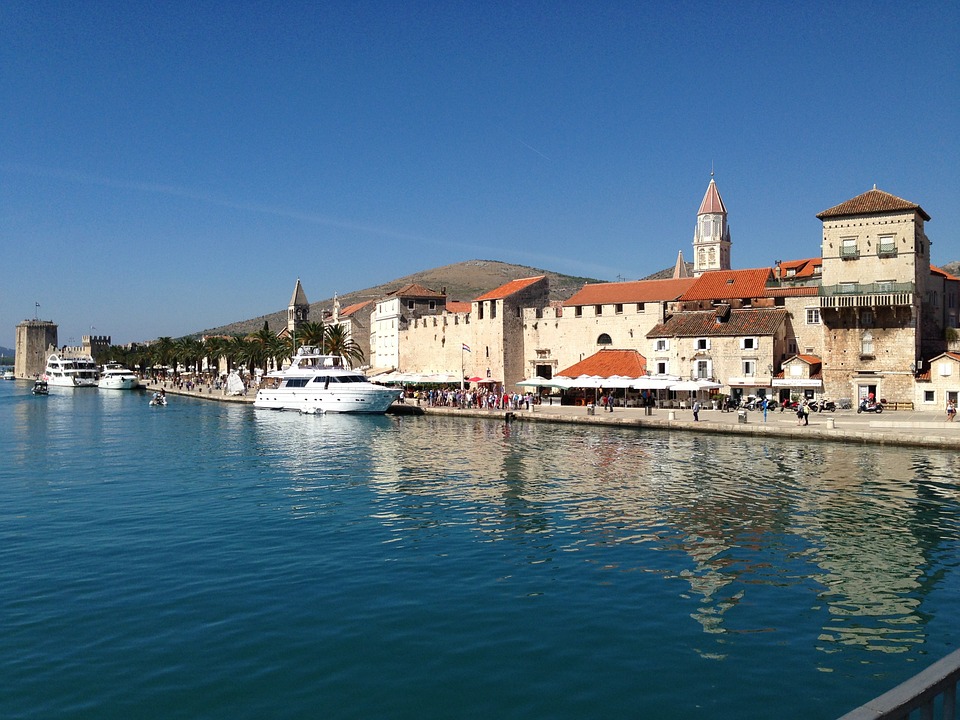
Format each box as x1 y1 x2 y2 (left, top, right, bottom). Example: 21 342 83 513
2 369 14 380
98 362 140 390
254 346 401 414
42 353 99 387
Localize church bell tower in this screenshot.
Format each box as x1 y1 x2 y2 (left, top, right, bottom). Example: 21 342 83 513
693 174 732 276
287 278 309 337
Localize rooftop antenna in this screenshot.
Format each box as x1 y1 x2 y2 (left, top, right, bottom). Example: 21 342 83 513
34 302 40 320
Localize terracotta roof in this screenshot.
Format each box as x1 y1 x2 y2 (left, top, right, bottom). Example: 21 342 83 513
698 178 727 215
474 276 545 301
647 308 787 338
679 268 773 302
776 257 821 279
339 300 372 317
766 285 819 297
556 349 647 378
816 188 930 221
388 283 445 298
564 278 697 306
932 265 960 282
445 301 472 313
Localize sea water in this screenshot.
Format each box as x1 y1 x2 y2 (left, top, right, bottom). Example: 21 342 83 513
1 380 959 719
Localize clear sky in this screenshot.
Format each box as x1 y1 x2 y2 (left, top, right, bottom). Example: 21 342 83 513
2 1 958 348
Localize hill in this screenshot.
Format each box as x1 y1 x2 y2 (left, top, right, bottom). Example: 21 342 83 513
195 260 601 338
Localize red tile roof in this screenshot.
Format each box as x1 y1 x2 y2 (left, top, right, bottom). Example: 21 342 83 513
816 188 930 221
647 308 788 338
776 257 821 279
932 265 960 282
388 283 445 298
339 300 372 317
679 268 773 302
766 285 819 297
698 178 727 215
556 349 647 378
564 278 697 306
445 301 472 313
474 276 546 301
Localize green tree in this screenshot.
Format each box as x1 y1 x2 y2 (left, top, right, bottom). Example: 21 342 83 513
324 325 365 368
297 321 326 349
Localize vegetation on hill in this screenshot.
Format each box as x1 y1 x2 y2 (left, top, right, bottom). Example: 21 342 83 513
193 260 601 339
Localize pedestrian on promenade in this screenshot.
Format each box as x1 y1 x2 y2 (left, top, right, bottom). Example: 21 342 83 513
762 396 769 422
692 398 700 422
948 400 956 421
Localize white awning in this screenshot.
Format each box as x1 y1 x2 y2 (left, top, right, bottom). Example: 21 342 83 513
772 378 823 388
727 376 773 387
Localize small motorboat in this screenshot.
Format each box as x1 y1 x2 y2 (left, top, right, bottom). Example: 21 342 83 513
149 392 168 406
32 380 49 395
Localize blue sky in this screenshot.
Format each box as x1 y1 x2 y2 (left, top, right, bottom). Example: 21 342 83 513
2 1 958 347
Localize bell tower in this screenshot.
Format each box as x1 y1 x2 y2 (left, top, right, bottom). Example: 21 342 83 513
287 278 309 337
693 174 732 276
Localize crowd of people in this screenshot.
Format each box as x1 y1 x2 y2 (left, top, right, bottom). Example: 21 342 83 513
407 386 538 410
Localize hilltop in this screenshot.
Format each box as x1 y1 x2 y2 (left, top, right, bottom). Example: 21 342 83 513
195 260 601 338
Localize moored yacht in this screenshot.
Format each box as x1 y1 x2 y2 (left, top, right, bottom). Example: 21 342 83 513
98 362 140 390
254 346 401 414
42 353 99 387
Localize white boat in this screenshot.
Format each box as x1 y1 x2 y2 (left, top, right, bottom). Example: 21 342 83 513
254 346 401 414
2 369 14 380
42 353 99 387
98 362 140 390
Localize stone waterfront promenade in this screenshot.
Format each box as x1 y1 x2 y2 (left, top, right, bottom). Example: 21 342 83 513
144 380 960 451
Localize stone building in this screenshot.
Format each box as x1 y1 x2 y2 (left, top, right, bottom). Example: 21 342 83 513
14 319 57 379
520 277 696 381
371 283 447 372
816 187 937 403
646 306 789 400
330 298 375 369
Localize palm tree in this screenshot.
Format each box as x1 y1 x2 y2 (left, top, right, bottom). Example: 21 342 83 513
324 324 365 368
247 325 276 374
174 337 205 374
202 336 227 376
153 336 175 370
297 321 326 350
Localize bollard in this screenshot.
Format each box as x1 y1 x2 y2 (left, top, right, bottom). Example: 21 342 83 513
586 404 595 415
826 417 835 429
668 410 676 421
738 410 748 424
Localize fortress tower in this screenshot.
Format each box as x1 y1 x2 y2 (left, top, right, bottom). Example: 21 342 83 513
693 174 732 276
15 319 57 379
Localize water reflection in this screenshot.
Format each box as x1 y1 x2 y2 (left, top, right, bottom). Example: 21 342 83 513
250 411 960 657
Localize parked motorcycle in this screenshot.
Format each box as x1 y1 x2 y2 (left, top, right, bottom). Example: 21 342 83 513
809 399 837 412
857 400 884 414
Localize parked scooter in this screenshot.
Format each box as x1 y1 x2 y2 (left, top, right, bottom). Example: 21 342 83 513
857 399 883 414
809 399 837 412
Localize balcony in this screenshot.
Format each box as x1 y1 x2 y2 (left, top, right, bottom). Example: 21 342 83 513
839 246 860 260
819 282 915 310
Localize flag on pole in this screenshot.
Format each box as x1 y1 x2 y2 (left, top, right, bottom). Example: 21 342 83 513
462 343 471 352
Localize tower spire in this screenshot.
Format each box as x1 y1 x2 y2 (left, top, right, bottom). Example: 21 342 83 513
692 175 732 276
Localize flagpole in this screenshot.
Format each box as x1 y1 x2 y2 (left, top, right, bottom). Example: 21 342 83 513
460 345 464 392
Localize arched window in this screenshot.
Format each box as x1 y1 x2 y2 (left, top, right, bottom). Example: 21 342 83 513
597 334 612 345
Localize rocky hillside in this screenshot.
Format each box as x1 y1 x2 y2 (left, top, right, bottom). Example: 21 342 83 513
195 260 601 339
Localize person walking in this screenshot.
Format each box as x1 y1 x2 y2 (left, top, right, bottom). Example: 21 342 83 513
692 398 700 422
948 400 956 422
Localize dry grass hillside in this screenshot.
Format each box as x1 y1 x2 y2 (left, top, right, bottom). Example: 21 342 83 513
196 260 601 339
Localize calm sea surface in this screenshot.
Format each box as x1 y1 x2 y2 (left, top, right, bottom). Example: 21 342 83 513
2 381 959 719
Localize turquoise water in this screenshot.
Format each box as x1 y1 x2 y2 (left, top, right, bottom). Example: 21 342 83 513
2 381 959 719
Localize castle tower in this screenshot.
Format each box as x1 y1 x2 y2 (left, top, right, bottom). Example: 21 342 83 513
693 175 732 276
15 319 57 379
287 278 310 337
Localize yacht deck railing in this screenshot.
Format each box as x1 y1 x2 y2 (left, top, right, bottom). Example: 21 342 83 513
837 648 960 719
